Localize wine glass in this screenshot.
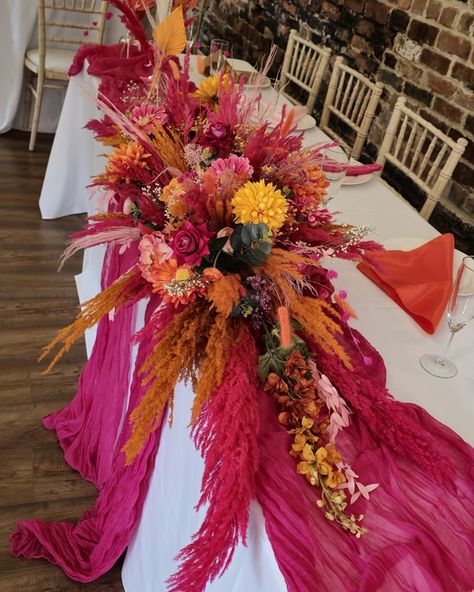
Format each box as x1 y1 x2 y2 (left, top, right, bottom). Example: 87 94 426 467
420 255 474 378
186 12 198 52
321 146 349 203
209 39 230 76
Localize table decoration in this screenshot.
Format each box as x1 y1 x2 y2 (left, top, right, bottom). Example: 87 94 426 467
11 3 474 591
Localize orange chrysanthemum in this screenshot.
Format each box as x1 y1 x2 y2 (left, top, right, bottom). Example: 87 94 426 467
105 141 151 183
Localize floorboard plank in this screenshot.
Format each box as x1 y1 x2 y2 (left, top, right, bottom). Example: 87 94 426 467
0 131 125 591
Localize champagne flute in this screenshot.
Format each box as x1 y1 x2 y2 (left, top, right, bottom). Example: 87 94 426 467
321 146 349 203
209 39 230 76
420 255 474 378
186 12 198 52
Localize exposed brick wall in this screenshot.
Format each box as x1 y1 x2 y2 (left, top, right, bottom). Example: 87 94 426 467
201 0 474 222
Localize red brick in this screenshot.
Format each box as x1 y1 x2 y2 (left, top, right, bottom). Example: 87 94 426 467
397 59 424 79
451 61 474 92
457 12 474 36
453 88 474 111
355 19 375 37
439 6 457 28
420 47 451 74
419 109 449 133
364 0 390 24
426 0 441 20
351 34 373 53
389 9 410 31
426 71 456 97
347 0 366 14
407 19 439 44
396 0 412 8
411 0 427 15
437 31 472 60
321 1 341 18
453 161 474 187
433 96 463 123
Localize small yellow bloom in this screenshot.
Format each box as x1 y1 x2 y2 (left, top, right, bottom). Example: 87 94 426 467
231 180 288 232
194 74 232 102
175 267 192 281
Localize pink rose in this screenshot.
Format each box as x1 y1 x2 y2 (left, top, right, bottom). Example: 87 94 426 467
171 222 212 266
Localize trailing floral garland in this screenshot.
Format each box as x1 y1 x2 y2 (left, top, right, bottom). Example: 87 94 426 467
38 5 455 591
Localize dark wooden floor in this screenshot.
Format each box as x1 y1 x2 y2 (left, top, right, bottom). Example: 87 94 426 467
0 131 124 591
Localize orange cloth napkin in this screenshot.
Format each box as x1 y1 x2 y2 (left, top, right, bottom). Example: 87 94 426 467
357 233 454 334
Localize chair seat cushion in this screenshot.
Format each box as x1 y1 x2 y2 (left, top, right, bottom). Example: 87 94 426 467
26 48 76 75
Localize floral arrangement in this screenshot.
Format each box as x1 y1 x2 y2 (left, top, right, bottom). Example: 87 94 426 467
41 7 392 591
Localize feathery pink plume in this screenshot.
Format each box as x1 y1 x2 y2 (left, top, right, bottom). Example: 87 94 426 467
59 227 141 270
167 331 260 592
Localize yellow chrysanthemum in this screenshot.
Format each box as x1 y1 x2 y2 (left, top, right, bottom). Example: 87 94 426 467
231 180 288 232
194 74 232 102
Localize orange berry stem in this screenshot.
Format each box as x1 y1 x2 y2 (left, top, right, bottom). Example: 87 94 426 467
278 306 292 348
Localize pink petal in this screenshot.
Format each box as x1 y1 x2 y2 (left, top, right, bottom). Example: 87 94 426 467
365 483 379 493
338 289 347 299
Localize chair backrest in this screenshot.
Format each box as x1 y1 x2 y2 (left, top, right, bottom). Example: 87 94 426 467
320 56 384 160
280 29 331 113
377 96 468 220
38 0 109 52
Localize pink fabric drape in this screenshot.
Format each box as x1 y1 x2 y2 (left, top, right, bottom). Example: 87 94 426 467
256 335 474 592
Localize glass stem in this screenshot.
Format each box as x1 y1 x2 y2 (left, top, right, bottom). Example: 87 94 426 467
437 331 455 365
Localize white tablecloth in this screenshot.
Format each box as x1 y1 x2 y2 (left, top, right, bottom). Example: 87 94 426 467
38 62 474 591
0 1 126 134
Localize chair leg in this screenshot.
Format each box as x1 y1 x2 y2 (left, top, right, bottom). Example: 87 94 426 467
23 69 32 129
29 72 45 152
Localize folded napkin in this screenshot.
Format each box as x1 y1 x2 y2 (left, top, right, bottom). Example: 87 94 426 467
322 162 383 176
346 163 383 176
357 233 454 334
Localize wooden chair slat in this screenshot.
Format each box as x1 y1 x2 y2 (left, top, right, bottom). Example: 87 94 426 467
377 96 468 219
24 0 109 151
280 29 331 113
320 57 383 159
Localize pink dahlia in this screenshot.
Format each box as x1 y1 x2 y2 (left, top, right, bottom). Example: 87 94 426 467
209 155 254 181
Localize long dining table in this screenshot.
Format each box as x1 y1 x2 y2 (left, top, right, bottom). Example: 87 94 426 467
37 55 474 591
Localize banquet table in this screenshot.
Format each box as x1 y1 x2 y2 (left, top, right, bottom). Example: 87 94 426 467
37 57 474 591
0 1 126 134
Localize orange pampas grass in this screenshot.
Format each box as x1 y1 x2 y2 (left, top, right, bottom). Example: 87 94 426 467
123 301 211 463
150 124 187 172
40 267 146 374
207 274 241 316
261 247 315 305
191 315 245 423
291 296 352 369
123 304 242 463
